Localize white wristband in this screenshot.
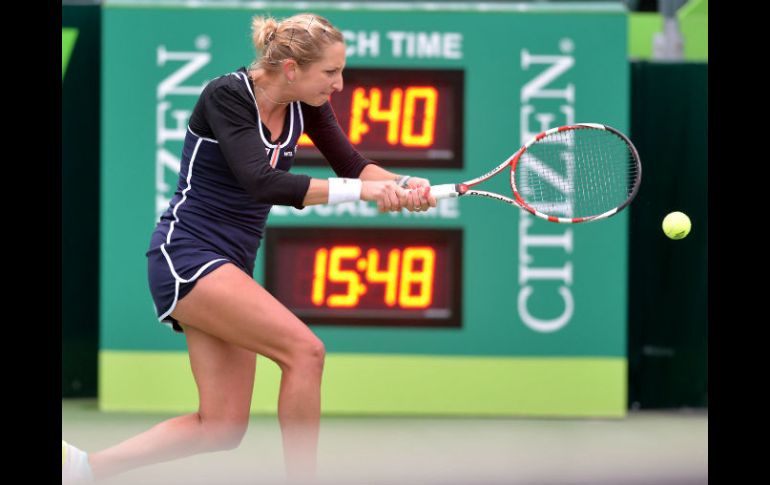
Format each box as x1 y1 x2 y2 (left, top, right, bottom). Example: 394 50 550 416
327 178 362 205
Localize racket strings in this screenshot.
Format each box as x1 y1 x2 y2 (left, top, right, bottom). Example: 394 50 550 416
513 128 638 217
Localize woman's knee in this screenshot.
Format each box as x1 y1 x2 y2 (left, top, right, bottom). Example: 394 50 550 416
199 415 249 451
284 336 326 374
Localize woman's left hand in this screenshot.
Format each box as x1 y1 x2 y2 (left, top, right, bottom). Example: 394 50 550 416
403 177 437 213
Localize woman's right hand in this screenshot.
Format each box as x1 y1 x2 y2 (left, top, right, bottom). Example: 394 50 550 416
361 180 409 213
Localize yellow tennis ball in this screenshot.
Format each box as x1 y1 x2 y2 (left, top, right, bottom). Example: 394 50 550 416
662 211 691 240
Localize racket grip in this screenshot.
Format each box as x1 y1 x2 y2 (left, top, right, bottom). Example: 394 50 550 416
429 184 461 200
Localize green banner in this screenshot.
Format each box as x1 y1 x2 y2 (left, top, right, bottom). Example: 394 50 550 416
101 351 626 417
101 2 628 415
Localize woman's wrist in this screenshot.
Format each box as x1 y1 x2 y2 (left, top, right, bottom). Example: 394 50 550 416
327 178 362 204
395 175 411 188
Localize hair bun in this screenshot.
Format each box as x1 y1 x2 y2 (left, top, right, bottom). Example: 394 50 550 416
251 13 343 71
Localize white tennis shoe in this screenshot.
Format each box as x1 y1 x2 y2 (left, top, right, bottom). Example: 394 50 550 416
62 440 93 484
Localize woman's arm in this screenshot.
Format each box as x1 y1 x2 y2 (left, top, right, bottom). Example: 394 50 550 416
301 178 331 206
302 177 409 213
358 164 404 183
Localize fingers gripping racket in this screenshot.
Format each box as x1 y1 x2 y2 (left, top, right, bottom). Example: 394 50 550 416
426 123 642 223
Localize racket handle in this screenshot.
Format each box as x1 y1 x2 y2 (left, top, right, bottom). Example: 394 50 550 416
429 184 461 200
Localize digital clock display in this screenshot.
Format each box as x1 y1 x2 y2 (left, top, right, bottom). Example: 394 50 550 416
296 68 464 168
264 228 462 327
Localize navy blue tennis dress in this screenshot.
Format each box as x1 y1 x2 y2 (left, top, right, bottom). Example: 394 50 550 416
147 67 371 332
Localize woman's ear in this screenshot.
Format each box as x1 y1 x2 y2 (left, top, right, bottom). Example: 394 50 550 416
282 59 298 84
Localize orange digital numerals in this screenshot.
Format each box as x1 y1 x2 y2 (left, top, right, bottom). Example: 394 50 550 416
350 87 438 147
311 246 436 309
298 86 438 148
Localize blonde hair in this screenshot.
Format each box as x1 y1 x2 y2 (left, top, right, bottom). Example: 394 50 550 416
251 13 344 72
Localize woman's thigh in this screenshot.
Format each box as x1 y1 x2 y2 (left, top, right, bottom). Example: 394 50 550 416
172 263 322 368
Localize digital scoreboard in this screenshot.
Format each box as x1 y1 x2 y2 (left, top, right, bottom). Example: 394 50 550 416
265 227 462 326
296 68 464 168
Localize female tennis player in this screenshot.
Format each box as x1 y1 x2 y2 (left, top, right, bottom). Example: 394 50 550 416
63 12 436 484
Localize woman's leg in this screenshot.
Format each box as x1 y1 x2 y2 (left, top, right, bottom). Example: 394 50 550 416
87 325 256 480
170 263 325 482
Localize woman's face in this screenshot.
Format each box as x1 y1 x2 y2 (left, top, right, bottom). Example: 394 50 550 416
294 41 346 106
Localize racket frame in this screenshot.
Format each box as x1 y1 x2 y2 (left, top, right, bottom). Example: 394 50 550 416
430 123 641 224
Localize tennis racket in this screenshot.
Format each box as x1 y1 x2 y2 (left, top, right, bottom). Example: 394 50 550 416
424 123 641 223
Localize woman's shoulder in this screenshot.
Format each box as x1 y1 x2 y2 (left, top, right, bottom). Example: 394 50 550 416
201 68 254 103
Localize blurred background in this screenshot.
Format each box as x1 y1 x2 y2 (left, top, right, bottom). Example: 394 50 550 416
63 0 707 483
